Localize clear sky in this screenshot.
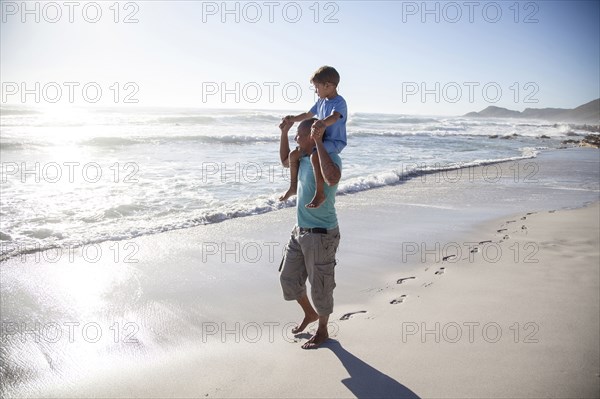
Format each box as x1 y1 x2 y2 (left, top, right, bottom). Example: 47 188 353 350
1 0 599 115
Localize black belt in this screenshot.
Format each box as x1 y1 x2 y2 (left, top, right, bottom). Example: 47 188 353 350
299 227 328 234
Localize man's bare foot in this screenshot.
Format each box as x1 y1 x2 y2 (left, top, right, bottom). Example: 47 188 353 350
279 187 297 201
301 330 329 349
291 313 318 334
305 192 325 209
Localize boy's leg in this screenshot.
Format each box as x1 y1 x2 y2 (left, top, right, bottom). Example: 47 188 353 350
279 147 300 201
306 152 326 209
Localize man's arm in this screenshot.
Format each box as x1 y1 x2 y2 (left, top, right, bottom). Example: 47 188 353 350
279 119 293 167
314 139 341 186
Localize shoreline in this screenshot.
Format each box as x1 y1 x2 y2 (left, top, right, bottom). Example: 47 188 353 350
0 145 586 263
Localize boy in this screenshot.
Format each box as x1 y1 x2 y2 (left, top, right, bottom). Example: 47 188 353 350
278 66 347 209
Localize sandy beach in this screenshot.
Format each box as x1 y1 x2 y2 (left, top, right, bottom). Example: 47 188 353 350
3 0 599 396
2 148 599 398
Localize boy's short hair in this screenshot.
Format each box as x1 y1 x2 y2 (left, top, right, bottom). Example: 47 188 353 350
310 66 340 87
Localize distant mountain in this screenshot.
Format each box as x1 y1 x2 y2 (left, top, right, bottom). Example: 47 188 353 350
465 99 599 123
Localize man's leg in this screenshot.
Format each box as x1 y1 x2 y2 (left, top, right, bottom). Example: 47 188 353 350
280 228 319 334
292 293 319 334
299 228 340 349
302 314 330 349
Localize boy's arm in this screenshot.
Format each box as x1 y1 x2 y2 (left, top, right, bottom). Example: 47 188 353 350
279 119 293 167
312 111 342 131
284 111 315 123
313 135 341 186
322 111 343 127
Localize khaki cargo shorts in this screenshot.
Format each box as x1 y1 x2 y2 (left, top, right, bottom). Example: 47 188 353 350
279 226 340 316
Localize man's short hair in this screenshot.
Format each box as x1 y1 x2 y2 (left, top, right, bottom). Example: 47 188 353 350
310 66 340 87
298 118 317 135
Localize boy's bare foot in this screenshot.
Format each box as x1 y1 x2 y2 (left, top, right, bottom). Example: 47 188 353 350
279 187 297 201
301 330 329 349
305 192 325 209
292 312 319 334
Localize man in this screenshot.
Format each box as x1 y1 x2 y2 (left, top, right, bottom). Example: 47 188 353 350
278 117 342 349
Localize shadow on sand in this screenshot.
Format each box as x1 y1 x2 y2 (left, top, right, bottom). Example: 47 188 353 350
323 340 421 399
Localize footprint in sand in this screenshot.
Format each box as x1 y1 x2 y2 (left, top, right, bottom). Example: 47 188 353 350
397 276 416 284
360 287 385 293
521 216 527 220
422 282 433 288
506 220 516 224
435 267 446 275
442 255 455 262
479 240 492 244
527 212 537 215
497 228 507 233
470 247 479 254
549 210 556 213
521 225 527 230
340 310 367 320
390 295 407 305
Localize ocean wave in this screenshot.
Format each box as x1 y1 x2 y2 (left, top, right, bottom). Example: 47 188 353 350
349 113 439 125
102 204 149 218
147 112 281 126
349 127 468 137
337 150 539 195
156 116 217 125
0 199 290 262
79 134 279 147
217 113 281 123
0 139 44 150
0 151 541 262
2 132 279 150
193 135 279 144
0 107 41 116
81 136 141 147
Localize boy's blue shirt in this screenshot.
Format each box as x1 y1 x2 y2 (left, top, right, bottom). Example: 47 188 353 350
310 95 347 154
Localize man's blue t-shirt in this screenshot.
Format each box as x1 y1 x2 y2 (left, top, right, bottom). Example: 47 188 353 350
310 95 347 154
297 153 342 229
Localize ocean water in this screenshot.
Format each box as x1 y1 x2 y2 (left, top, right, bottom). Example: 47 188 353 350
0 105 589 260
